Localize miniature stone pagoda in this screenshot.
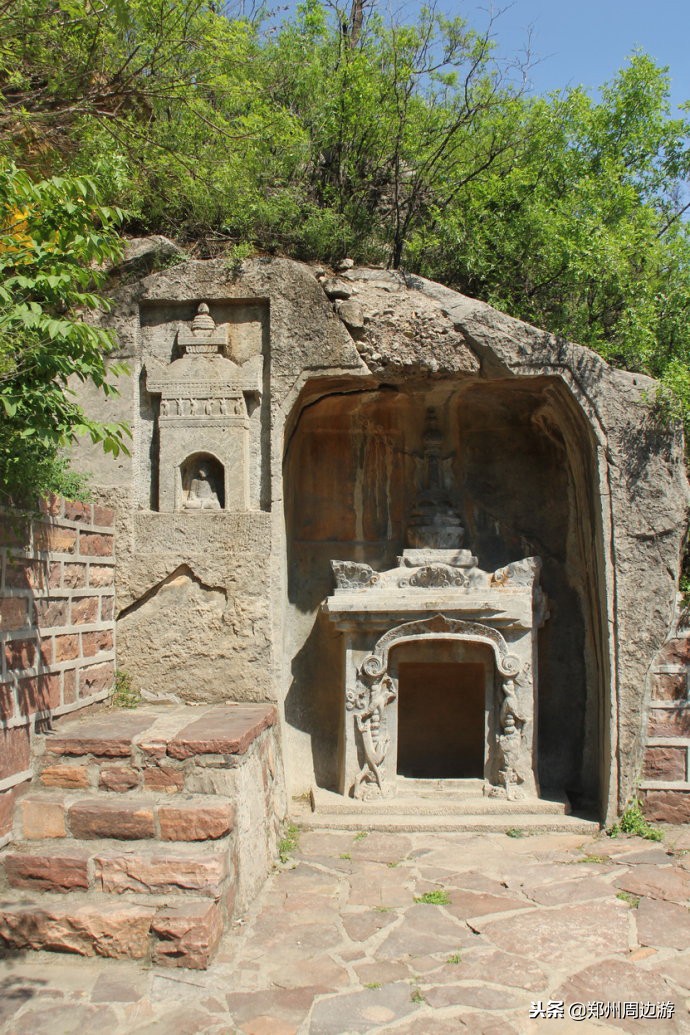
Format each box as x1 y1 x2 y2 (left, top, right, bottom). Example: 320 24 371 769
145 302 262 511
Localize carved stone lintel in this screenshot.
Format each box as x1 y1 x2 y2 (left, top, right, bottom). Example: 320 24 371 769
397 564 469 589
332 560 379 590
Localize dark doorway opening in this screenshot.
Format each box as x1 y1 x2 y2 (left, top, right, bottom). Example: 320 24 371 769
397 661 485 778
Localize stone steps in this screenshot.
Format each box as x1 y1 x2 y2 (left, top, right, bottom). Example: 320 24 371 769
1 839 230 898
17 790 235 842
0 702 282 968
298 810 600 834
0 892 223 968
311 786 570 816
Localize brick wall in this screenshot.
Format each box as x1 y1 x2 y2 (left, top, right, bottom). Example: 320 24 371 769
640 612 690 823
0 498 116 846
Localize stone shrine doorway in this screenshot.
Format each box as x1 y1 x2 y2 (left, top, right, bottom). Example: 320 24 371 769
393 641 489 781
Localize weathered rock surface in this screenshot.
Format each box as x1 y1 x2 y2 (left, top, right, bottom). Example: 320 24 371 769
66 252 690 820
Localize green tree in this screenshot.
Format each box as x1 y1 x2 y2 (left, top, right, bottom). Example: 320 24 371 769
0 162 130 506
408 55 690 422
261 0 527 265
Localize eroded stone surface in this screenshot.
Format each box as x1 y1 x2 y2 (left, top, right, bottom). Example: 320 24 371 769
0 903 154 958
477 900 630 968
636 896 690 950
158 802 234 841
554 959 680 1034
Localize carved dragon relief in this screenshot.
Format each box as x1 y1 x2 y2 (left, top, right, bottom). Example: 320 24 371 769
348 672 398 800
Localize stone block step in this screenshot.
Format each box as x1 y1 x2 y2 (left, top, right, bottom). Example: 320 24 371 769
1 840 229 898
398 778 486 796
42 703 276 764
297 809 600 835
17 791 234 843
0 892 223 968
311 786 570 816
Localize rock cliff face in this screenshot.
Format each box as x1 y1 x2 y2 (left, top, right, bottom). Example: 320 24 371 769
72 245 689 822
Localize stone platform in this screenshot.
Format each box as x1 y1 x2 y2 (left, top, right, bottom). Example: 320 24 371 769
305 783 599 835
0 702 285 969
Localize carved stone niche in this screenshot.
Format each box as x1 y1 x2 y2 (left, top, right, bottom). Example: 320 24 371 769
180 452 225 510
322 407 549 803
145 302 262 512
324 560 547 801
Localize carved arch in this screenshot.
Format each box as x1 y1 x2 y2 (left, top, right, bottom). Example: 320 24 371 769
360 614 521 682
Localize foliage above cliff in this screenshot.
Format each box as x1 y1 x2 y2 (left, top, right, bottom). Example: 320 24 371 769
2 0 690 437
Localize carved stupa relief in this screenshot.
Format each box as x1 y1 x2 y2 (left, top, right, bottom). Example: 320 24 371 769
145 303 263 512
324 407 548 803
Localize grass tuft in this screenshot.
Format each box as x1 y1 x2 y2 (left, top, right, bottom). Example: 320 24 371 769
608 800 662 842
278 822 300 864
415 889 451 905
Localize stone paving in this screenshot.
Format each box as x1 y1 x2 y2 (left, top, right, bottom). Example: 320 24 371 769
1 824 689 1034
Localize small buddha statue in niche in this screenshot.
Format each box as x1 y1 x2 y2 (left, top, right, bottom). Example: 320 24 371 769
184 463 222 510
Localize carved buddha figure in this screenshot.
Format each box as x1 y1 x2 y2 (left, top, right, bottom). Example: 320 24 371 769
185 463 222 510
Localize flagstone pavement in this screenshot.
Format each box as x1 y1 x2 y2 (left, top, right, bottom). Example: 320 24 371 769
1 825 689 1035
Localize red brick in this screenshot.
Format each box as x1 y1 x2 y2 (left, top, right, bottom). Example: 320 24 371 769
5 561 47 591
63 668 77 704
54 634 79 662
34 526 77 554
0 787 18 838
0 517 30 546
18 673 60 714
21 797 66 838
652 672 688 701
98 765 139 792
643 747 687 781
0 902 154 958
79 532 114 557
151 900 223 969
61 563 88 588
92 506 114 527
69 800 155 840
63 501 92 522
4 637 36 670
648 707 690 738
0 596 29 631
158 802 234 842
5 850 89 891
39 494 61 517
100 597 115 621
88 565 114 587
40 635 53 665
95 851 227 897
143 766 185 793
641 789 690 823
168 704 277 760
81 629 113 657
71 596 99 624
33 597 69 627
41 764 90 789
0 681 14 721
46 711 148 757
79 661 115 698
0 726 30 781
657 638 690 666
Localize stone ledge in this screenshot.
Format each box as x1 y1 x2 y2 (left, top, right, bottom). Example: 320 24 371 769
42 702 277 762
639 780 690 790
